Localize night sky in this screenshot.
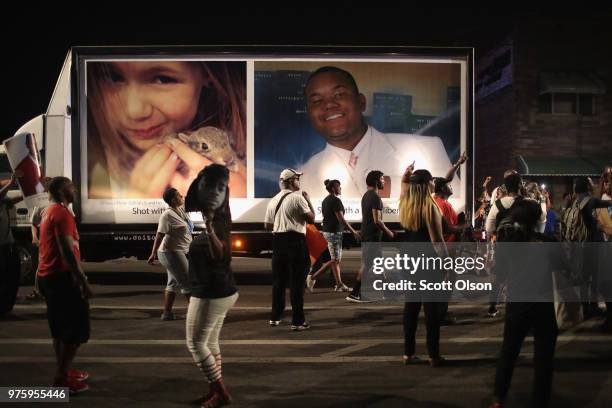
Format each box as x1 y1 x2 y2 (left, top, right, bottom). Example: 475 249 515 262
1 7 610 142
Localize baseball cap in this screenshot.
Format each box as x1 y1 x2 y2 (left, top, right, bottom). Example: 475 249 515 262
409 169 433 185
279 168 303 181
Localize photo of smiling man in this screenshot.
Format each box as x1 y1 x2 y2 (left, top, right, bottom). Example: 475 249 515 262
254 61 463 203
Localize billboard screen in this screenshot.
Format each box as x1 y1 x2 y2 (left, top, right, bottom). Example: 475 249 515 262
78 52 469 224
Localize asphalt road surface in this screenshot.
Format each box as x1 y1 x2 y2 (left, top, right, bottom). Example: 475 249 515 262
2 255 612 407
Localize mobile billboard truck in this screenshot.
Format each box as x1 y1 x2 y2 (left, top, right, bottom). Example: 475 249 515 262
1 46 473 287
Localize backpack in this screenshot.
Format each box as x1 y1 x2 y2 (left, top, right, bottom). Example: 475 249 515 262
560 196 591 242
494 196 525 242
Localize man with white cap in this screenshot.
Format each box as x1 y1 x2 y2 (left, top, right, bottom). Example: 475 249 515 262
264 168 316 331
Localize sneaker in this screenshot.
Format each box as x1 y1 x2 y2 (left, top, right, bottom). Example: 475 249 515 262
25 290 44 301
269 320 281 326
161 311 176 321
334 284 352 292
68 368 89 382
428 356 447 367
291 322 311 331
306 275 316 293
345 294 373 303
487 308 500 318
440 316 457 326
54 376 89 394
402 355 421 365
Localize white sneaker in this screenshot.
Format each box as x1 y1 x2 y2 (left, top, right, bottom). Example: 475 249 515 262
334 284 352 292
291 322 311 331
306 275 316 293
345 294 374 303
269 320 281 326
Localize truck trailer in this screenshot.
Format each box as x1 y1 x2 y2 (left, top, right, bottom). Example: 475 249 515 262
1 45 474 286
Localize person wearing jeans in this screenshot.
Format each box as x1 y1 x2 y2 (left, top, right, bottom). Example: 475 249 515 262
184 164 237 408
148 188 193 320
306 179 360 293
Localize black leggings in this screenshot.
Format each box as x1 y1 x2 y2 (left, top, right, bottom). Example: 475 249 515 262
403 302 441 358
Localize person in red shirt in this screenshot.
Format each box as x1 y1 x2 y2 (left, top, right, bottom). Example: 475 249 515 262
432 152 468 325
432 152 468 243
38 177 93 394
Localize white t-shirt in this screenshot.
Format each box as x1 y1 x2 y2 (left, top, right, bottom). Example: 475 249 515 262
157 208 193 252
264 189 311 234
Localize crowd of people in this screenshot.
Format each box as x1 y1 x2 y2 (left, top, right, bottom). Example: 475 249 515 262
4 157 612 407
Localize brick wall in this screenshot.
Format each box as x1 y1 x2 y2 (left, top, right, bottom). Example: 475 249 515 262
476 20 612 208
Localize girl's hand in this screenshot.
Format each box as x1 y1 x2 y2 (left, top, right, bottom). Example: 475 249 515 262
129 144 179 198
167 139 246 197
203 209 215 222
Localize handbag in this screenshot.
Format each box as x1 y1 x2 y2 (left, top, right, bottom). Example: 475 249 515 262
305 223 328 264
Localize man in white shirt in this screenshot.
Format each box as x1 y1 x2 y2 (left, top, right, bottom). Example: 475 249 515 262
298 66 459 199
264 168 315 331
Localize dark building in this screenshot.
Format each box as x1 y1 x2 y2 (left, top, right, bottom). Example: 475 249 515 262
475 19 612 207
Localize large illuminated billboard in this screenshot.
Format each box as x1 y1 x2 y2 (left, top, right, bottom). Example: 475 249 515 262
77 51 470 224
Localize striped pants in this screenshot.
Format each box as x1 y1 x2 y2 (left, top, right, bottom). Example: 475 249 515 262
186 293 238 382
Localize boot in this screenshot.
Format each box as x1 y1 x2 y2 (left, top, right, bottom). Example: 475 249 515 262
191 383 213 405
202 379 232 408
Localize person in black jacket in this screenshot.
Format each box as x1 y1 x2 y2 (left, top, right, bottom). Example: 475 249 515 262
184 164 237 408
490 199 568 408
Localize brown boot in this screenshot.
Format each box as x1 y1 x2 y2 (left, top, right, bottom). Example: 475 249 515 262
191 383 213 405
201 379 231 408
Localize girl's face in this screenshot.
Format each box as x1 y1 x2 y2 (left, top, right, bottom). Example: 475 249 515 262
198 176 228 211
103 61 204 151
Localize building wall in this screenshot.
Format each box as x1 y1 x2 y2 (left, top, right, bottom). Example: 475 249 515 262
475 87 515 191
476 20 612 208
512 22 612 160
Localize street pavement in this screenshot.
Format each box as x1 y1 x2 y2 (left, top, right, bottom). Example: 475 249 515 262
1 255 612 407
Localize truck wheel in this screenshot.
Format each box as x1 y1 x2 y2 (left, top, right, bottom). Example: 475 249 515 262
15 243 37 285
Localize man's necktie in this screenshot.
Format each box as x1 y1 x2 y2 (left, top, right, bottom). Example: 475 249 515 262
349 152 358 169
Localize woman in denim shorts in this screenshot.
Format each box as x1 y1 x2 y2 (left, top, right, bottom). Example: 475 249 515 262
306 179 360 293
148 188 193 320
